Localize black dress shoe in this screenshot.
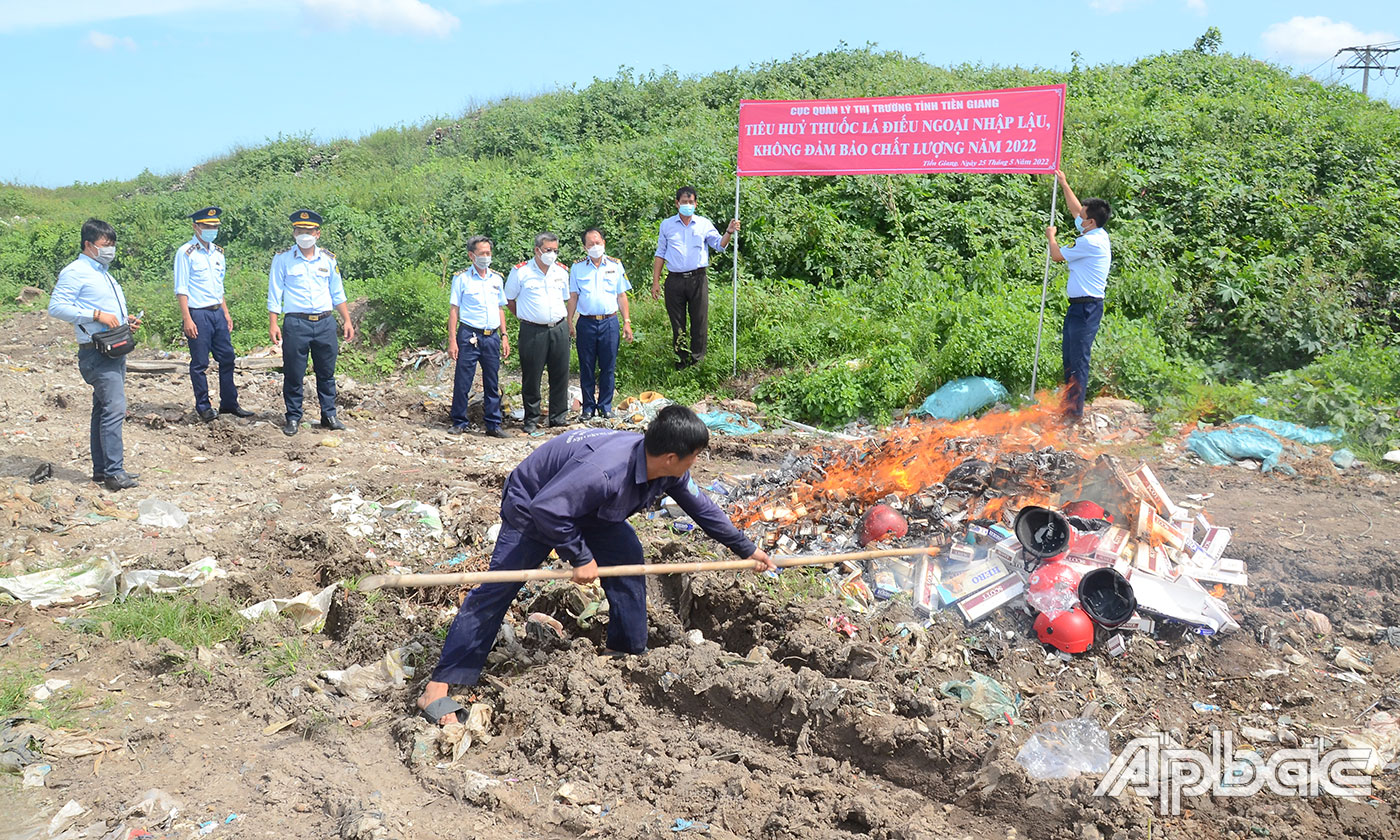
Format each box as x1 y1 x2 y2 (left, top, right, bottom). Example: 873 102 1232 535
522 422 538 435
92 472 140 483
221 405 255 418
197 408 218 422
486 427 512 439
580 410 595 421
449 424 478 435
598 411 615 420
283 419 299 436
103 472 138 491
320 415 346 431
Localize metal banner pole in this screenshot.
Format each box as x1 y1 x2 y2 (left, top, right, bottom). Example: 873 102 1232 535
732 174 740 377
1029 177 1059 398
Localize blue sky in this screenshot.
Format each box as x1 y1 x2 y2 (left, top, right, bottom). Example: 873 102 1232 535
0 0 1395 187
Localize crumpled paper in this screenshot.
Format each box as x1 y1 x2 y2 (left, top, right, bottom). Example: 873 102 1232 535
1341 711 1400 775
322 644 422 702
238 582 339 632
438 703 493 765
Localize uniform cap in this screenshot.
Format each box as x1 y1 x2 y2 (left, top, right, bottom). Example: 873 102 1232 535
289 209 322 228
190 206 222 225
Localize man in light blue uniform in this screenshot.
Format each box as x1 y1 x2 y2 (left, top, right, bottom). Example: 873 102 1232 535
1047 169 1112 421
650 186 739 369
47 219 143 491
174 206 252 422
568 227 633 420
448 235 513 438
505 233 571 433
267 209 355 436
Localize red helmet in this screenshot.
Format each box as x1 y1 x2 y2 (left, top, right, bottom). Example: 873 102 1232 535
857 504 908 547
1034 607 1096 654
1027 561 1082 615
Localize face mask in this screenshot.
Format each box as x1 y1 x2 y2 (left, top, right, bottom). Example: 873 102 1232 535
539 251 558 267
199 227 219 243
586 244 605 260
1074 216 1085 234
93 245 116 267
678 204 695 217
473 254 492 271
295 233 317 250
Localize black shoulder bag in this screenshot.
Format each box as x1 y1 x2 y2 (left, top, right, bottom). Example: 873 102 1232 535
80 274 136 358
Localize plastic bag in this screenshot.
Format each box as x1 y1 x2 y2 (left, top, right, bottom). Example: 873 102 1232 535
1186 426 1285 471
1231 414 1341 445
940 671 1019 723
913 377 1008 420
137 498 189 528
1015 717 1113 779
695 410 763 436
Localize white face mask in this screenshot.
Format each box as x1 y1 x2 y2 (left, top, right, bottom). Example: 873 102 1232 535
93 245 116 267
586 244 605 260
295 233 317 250
473 254 492 271
538 251 558 268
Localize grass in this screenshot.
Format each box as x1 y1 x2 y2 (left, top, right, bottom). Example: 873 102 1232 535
260 637 308 687
0 668 35 716
750 566 830 604
83 595 245 648
0 667 113 729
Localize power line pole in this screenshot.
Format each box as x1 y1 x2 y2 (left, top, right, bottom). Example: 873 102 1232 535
1336 43 1400 96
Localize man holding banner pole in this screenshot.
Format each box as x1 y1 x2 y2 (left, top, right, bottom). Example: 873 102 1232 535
650 186 739 370
1046 169 1112 421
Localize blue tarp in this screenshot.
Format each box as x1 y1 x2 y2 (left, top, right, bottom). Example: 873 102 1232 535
913 377 1008 420
1187 414 1339 473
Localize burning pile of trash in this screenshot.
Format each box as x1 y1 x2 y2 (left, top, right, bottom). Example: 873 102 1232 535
718 401 1244 655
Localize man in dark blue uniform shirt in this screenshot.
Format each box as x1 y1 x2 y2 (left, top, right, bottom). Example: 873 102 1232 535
417 405 773 725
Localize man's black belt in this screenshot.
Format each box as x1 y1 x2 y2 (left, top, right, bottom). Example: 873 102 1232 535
523 318 564 328
1068 296 1104 305
285 311 332 321
668 268 706 278
583 313 616 320
78 342 95 350
194 305 221 311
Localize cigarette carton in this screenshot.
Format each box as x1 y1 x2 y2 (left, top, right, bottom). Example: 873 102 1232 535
957 577 1026 622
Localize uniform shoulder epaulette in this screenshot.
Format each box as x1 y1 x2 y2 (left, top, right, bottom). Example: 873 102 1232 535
573 257 587 265
322 248 336 260
514 261 527 269
213 244 223 254
184 243 197 255
605 256 620 264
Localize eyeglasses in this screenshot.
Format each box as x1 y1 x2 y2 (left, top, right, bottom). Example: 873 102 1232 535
541 248 559 254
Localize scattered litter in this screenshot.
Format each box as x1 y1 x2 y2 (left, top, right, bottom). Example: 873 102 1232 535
1335 646 1374 674
28 463 53 484
1302 609 1332 636
136 498 189 528
239 582 339 632
322 643 422 701
22 763 51 787
825 614 858 638
1331 449 1356 469
940 671 1018 724
1015 717 1113 779
1340 711 1400 775
0 556 225 608
329 492 446 556
47 800 86 836
672 818 710 832
525 612 565 641
615 391 673 425
438 703 493 764
319 436 342 448
1192 701 1221 713
29 678 70 702
121 557 226 597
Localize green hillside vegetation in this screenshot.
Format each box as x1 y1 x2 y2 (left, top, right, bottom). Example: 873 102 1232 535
2 44 1398 449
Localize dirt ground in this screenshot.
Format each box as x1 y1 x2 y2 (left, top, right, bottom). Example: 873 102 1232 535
2 308 1400 840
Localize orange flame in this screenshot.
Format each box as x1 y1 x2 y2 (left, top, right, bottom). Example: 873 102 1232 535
737 388 1097 528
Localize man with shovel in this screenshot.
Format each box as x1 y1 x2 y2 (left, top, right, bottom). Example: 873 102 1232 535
418 404 773 725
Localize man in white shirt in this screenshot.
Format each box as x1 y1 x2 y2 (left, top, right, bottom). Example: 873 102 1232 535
505 233 571 434
650 186 739 369
1047 169 1112 421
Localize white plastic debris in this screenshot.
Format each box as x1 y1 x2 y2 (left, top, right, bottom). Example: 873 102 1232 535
238 582 339 632
322 644 421 702
121 557 226 597
1015 718 1113 780
21 763 51 787
0 558 120 607
48 800 86 836
29 679 70 702
440 703 493 765
136 498 189 528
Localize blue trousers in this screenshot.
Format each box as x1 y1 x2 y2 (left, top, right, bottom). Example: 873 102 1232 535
430 520 648 686
77 347 127 477
1062 298 1104 418
281 315 338 422
450 327 503 429
576 315 620 414
188 307 238 413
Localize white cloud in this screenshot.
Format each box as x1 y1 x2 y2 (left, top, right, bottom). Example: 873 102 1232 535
300 0 459 37
84 30 138 50
1185 0 1206 14
1261 16 1398 65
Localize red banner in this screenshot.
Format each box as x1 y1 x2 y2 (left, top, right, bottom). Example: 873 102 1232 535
737 85 1065 177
